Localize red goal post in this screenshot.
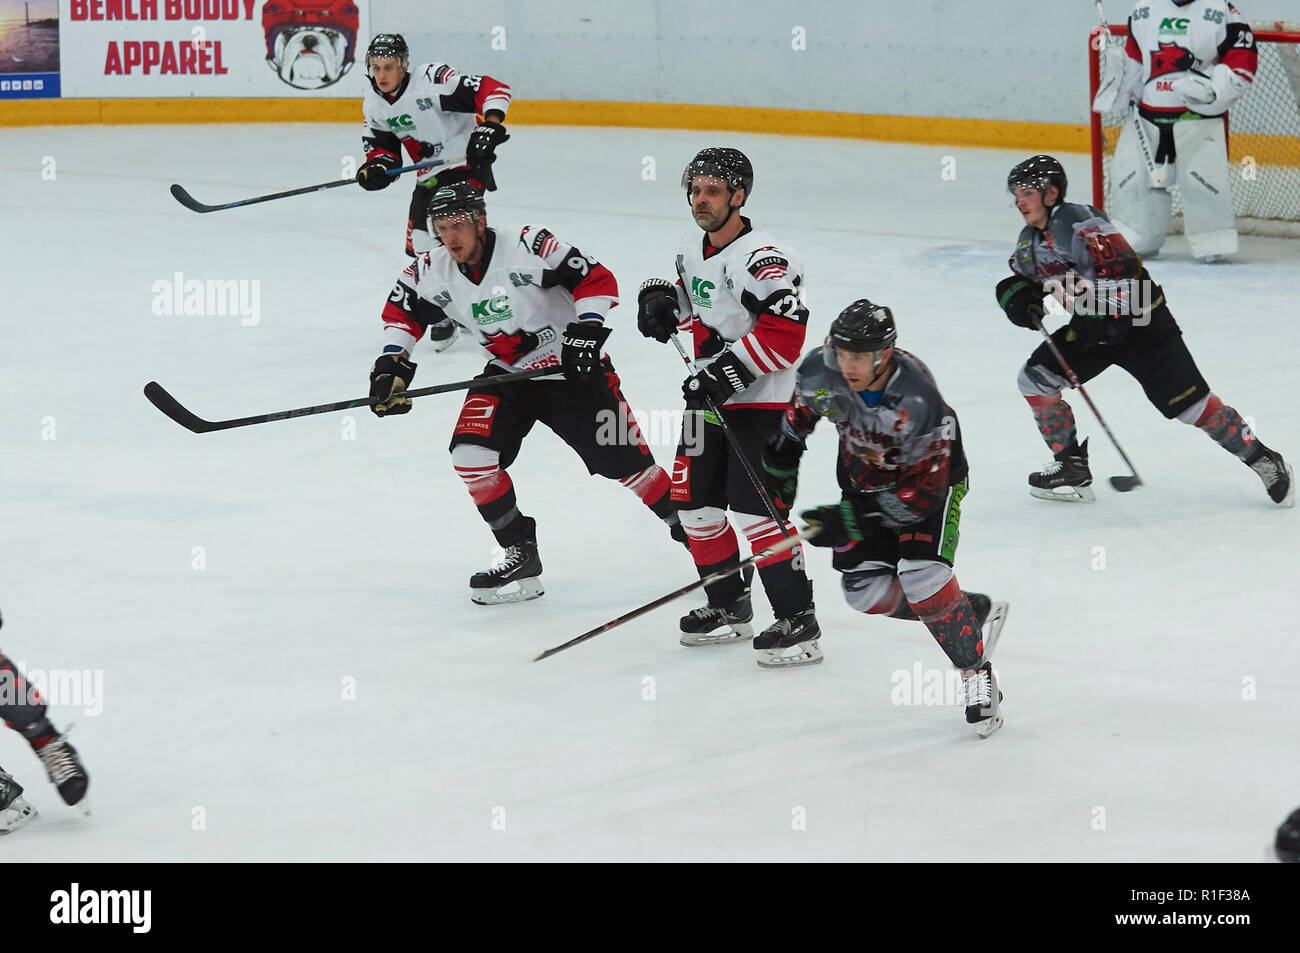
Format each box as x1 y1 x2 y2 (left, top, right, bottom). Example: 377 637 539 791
1089 22 1300 237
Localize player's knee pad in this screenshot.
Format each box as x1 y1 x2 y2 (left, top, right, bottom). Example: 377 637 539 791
898 559 954 605
1018 361 1067 398
841 563 904 614
451 444 510 505
679 506 728 536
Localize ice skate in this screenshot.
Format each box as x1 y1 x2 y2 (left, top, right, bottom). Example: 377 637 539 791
1249 446 1294 507
35 732 90 806
679 567 753 646
962 661 1004 739
1028 438 1095 502
428 317 461 353
470 519 544 605
0 770 36 835
754 604 823 668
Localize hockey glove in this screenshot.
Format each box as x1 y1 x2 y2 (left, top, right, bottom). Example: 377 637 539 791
995 275 1045 329
369 354 417 417
761 432 805 517
560 321 611 381
467 122 509 192
683 351 755 408
357 154 402 191
799 497 878 549
637 278 680 343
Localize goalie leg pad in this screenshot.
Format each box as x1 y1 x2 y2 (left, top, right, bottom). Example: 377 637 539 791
1173 118 1238 259
1109 117 1173 257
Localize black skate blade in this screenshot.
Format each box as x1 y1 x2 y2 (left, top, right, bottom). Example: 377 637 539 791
1109 475 1142 492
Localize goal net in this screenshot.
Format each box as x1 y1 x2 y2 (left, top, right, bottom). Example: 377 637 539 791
1089 22 1300 236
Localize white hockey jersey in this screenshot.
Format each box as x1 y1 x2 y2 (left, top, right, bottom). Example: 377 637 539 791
381 226 618 371
1123 0 1257 117
670 220 810 410
362 62 512 182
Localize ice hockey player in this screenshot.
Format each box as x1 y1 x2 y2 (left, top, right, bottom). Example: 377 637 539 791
358 32 512 278
762 300 1007 736
0 610 90 833
637 147 818 668
997 155 1293 506
1093 0 1257 260
369 183 686 605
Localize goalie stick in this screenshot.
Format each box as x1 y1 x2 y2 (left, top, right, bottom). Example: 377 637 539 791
169 155 467 214
144 367 560 434
533 528 818 662
1093 0 1162 187
1032 317 1143 491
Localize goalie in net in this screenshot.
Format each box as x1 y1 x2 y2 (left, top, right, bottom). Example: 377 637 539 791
1093 4 1300 257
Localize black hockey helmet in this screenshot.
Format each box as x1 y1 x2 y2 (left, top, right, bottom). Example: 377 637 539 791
426 182 487 233
681 147 754 206
366 33 409 70
1007 155 1068 205
824 299 896 370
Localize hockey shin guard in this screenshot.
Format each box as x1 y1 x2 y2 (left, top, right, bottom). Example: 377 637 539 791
738 513 811 619
1026 394 1078 456
907 578 985 671
1192 394 1260 462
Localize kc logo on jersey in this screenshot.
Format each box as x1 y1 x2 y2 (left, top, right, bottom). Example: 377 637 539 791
746 247 789 282
689 277 714 309
471 294 515 325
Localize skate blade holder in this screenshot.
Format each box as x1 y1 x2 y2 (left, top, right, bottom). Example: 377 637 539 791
470 576 545 606
679 622 753 647
756 639 824 669
1029 484 1096 503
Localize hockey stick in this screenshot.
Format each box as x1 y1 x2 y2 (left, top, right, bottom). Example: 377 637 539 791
169 155 467 214
1032 318 1142 491
1092 0 1162 187
533 527 819 662
143 366 560 434
670 335 794 538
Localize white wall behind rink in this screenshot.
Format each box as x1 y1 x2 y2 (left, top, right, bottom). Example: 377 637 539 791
374 0 1299 125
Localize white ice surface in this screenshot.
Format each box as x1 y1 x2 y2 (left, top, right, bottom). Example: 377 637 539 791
1 125 1297 861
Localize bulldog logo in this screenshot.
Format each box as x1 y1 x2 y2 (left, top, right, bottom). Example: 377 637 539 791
262 0 359 90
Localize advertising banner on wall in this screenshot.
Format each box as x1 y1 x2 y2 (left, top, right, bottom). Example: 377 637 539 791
0 2 60 98
54 0 370 97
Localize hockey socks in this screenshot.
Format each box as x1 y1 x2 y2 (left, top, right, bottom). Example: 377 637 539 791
1025 394 1077 455
1193 394 1258 461
0 655 54 743
908 578 986 671
739 515 811 620
683 517 745 607
620 464 673 517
